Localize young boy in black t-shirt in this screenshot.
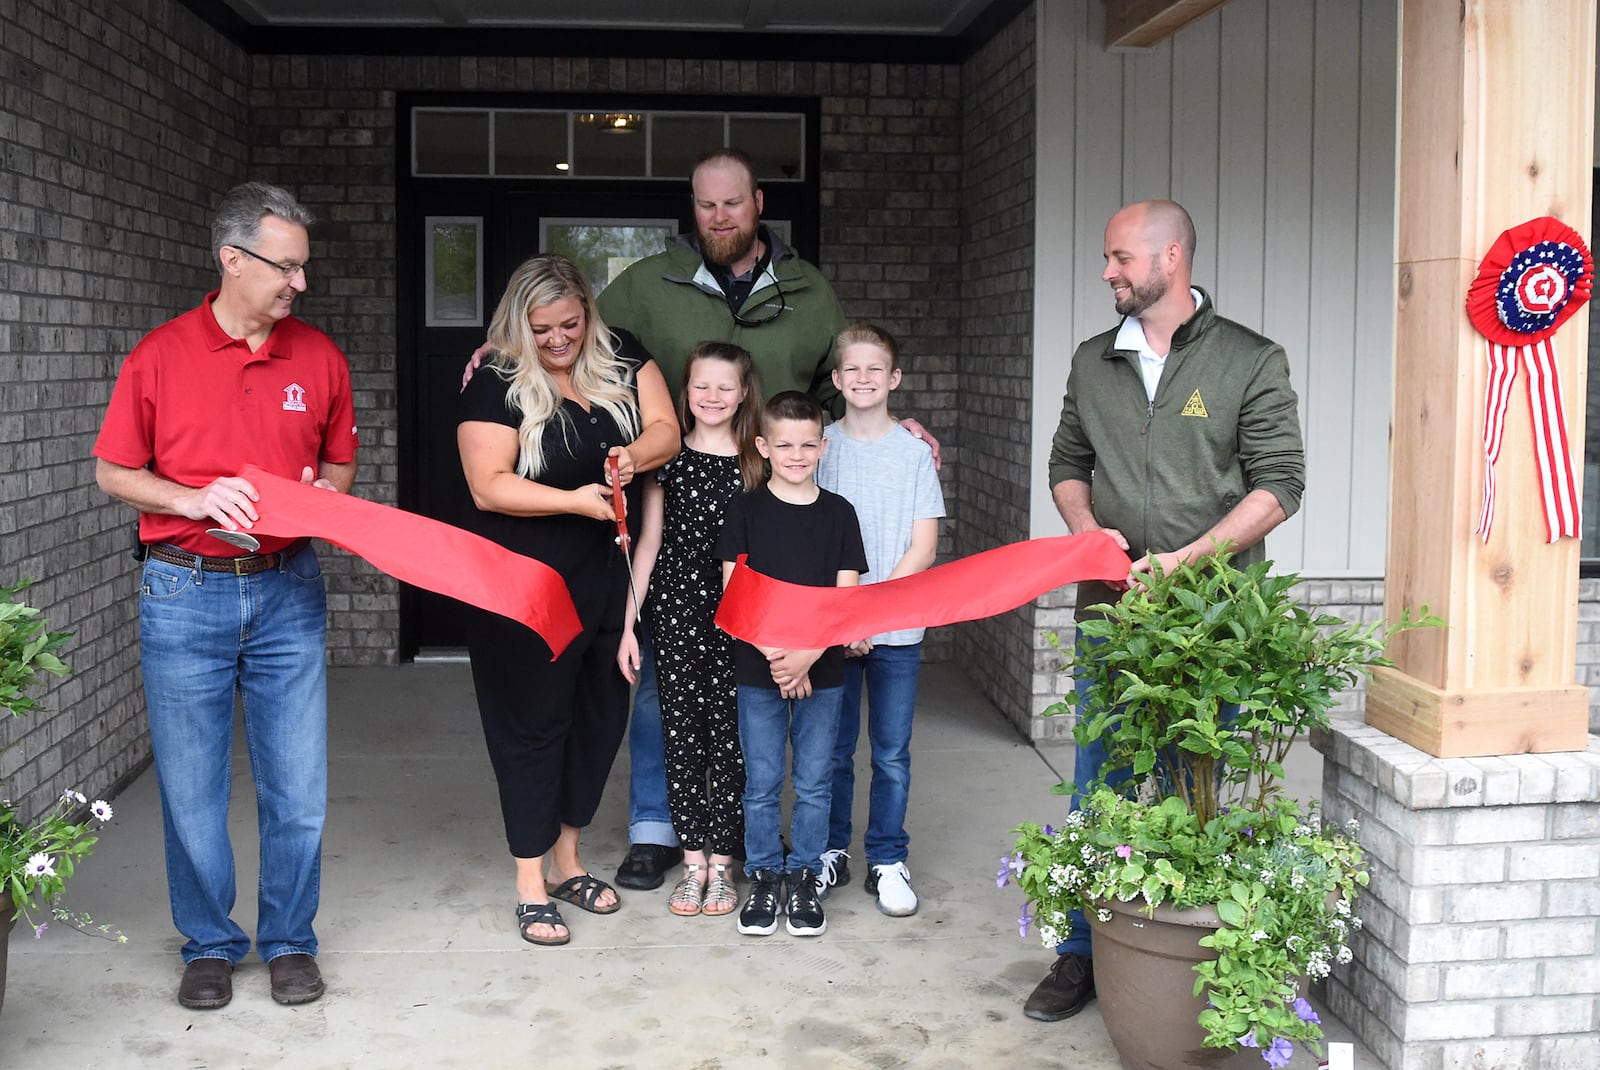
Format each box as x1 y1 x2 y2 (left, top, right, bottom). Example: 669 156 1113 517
715 391 867 937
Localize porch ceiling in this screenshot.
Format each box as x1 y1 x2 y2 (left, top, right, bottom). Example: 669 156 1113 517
218 0 995 36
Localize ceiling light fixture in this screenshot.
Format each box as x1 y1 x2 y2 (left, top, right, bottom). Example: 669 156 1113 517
576 112 643 134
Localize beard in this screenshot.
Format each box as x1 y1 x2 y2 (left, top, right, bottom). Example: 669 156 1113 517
700 220 759 267
1114 270 1169 318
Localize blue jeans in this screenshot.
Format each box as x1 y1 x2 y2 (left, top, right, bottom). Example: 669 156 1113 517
738 684 842 876
626 625 679 847
828 642 922 866
138 545 329 965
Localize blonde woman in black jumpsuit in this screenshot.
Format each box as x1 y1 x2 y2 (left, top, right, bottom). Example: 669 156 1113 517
458 254 679 945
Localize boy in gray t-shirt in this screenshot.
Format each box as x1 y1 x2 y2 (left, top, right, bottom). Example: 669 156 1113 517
815 323 945 917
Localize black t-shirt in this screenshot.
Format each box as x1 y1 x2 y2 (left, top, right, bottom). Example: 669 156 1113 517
457 328 652 618
713 484 868 690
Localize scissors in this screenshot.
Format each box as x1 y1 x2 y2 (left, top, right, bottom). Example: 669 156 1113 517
608 456 643 620
206 528 262 552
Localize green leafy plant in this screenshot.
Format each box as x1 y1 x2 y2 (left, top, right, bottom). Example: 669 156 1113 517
999 552 1437 1067
0 579 122 941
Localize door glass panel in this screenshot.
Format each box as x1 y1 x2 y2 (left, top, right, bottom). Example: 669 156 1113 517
541 219 677 295
730 115 805 181
414 110 490 175
652 114 726 177
572 115 647 177
495 112 568 176
425 217 483 326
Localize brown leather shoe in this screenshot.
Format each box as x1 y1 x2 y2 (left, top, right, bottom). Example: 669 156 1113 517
178 957 233 1010
1023 952 1095 1021
268 953 325 1005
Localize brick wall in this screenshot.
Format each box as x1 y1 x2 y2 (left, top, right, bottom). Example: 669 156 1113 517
1315 721 1600 1069
0 0 249 818
247 53 967 665
953 3 1037 731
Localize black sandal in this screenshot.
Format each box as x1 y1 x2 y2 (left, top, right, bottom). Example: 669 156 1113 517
516 902 570 946
545 872 622 915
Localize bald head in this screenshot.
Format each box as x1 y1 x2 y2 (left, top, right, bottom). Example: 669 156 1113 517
1116 200 1196 266
1102 200 1199 321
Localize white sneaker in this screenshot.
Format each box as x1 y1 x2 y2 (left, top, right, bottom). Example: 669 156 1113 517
815 848 850 900
867 861 919 917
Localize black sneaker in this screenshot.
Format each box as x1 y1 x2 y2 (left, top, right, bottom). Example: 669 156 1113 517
1023 952 1096 1021
815 848 850 901
615 843 684 891
737 868 784 936
785 868 827 936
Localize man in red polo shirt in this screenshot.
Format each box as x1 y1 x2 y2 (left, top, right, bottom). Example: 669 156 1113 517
94 182 357 1011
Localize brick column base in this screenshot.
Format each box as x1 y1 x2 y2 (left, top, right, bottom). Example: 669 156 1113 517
1312 719 1600 1070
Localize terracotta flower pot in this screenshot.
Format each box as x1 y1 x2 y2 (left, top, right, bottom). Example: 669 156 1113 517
1088 897 1263 1070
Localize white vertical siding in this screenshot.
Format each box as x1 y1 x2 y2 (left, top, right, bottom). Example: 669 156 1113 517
1030 0 1399 577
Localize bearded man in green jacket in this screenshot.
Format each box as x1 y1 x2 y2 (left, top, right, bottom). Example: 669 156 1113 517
1025 199 1306 1024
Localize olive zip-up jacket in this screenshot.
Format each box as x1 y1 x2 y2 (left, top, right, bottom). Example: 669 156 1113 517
595 227 845 413
1047 290 1305 618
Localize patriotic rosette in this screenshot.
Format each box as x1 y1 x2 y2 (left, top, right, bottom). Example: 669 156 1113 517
1465 216 1593 542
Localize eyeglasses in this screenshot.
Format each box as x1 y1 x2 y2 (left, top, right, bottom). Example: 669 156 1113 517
731 280 787 327
230 244 308 279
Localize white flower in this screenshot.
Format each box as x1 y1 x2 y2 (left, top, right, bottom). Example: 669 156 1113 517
1344 818 1361 836
1336 945 1353 965
1251 929 1269 942
61 789 86 805
1294 824 1313 837
90 800 113 822
24 853 56 879
1334 898 1351 917
1350 916 1364 931
1096 908 1113 923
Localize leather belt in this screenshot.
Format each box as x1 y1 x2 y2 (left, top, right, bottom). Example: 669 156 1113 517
146 539 309 576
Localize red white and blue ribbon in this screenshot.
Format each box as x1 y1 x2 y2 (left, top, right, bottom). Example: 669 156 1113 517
1465 217 1592 542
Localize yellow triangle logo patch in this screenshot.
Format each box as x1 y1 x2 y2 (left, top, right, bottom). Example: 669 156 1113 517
1180 390 1208 418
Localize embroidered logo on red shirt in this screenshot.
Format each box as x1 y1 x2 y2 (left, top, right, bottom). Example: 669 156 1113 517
282 383 307 412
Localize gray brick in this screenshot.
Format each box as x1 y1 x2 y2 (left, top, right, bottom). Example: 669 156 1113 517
1542 958 1600 996
1497 996 1595 1037
1502 918 1598 959
1397 999 1499 1041
1439 960 1539 999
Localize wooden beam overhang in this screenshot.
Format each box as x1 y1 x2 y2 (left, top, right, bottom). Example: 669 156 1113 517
1104 0 1232 48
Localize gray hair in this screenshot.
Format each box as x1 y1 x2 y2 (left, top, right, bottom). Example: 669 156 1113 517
211 182 315 267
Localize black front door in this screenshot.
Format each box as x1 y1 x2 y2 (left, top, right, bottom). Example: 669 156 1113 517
404 187 692 654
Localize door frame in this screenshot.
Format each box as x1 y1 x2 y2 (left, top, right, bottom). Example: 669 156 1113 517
395 90 824 658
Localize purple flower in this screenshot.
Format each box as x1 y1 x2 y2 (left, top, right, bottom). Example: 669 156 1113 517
1042 824 1055 837
32 922 47 939
1115 844 1132 860
1243 826 1255 839
996 857 1012 888
1263 1037 1294 1069
1236 1031 1259 1048
1293 997 1321 1024
1018 901 1033 938
1008 852 1027 878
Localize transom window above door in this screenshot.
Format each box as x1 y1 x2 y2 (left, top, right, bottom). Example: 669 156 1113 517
412 108 805 181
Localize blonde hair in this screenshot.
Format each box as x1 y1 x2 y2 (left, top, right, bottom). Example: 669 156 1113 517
834 321 900 373
485 255 641 478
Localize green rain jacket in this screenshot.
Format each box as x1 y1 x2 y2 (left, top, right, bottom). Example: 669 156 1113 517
596 227 845 413
1047 289 1305 618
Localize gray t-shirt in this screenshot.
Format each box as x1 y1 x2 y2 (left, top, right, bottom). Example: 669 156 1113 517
817 422 946 646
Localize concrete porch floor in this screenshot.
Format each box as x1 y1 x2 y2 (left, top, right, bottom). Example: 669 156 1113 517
1 662 1376 1068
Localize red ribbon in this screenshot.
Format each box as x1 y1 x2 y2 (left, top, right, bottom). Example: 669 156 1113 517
239 465 581 657
714 531 1132 649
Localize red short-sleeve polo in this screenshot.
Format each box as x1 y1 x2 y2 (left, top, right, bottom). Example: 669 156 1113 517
94 292 359 554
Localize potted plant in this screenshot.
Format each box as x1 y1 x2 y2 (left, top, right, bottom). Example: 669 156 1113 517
999 553 1434 1069
0 579 122 1016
